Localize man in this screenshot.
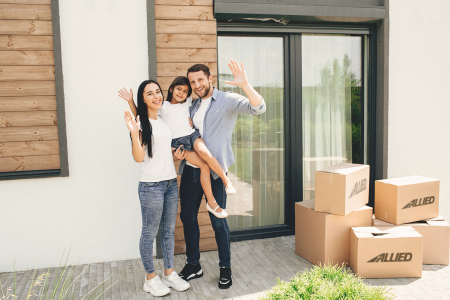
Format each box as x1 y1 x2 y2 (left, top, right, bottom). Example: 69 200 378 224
173 61 266 289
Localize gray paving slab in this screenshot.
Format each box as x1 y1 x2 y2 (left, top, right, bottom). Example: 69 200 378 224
2 236 450 299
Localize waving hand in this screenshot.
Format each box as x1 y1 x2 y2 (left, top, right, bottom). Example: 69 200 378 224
224 60 249 87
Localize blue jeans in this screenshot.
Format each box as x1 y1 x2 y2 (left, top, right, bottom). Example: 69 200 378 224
179 165 231 267
138 178 178 274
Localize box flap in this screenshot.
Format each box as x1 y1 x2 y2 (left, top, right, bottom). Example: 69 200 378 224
378 176 439 186
355 205 373 212
297 199 315 210
317 163 368 175
352 226 421 238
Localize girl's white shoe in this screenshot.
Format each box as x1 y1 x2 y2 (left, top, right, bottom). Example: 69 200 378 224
225 185 236 195
206 202 228 218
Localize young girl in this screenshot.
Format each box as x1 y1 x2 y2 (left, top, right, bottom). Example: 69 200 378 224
119 76 234 218
124 80 190 297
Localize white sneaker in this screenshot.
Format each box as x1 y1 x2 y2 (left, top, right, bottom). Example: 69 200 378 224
206 202 228 218
161 271 190 291
143 275 170 297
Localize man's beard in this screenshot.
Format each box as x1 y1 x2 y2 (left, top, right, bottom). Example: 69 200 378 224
196 81 211 99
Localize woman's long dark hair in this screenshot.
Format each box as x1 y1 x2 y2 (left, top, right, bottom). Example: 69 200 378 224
136 80 164 158
167 76 192 103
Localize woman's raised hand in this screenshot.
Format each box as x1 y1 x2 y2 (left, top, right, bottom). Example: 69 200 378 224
124 110 140 135
118 88 134 103
224 60 249 88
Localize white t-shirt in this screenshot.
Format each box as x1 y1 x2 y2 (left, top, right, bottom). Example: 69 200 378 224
192 97 211 137
140 116 177 182
159 97 195 139
186 97 212 168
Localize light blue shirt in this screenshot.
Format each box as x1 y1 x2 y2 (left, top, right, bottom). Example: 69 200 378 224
178 87 266 179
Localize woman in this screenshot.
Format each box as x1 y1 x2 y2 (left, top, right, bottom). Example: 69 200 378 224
123 80 190 297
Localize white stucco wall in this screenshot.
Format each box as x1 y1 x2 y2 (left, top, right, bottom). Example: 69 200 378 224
388 0 450 221
0 0 149 272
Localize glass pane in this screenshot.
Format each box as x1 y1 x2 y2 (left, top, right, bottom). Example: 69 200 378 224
302 34 362 201
218 36 285 230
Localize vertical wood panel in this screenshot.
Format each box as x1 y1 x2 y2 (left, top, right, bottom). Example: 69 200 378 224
156 0 218 254
0 0 60 175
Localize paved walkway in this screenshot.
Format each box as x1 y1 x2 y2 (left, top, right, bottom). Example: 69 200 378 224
1 236 449 299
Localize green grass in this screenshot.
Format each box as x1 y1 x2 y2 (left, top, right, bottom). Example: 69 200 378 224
260 264 394 300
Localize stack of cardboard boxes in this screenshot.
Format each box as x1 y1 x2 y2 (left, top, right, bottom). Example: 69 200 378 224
295 164 450 279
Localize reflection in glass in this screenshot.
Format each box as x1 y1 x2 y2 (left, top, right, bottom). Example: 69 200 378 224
218 36 285 230
302 34 362 201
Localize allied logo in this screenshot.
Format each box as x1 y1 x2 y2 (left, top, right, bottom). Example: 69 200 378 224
402 196 435 209
367 252 413 263
349 178 367 198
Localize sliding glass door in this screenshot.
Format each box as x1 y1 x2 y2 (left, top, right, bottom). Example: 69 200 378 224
302 34 365 201
217 31 370 237
218 36 285 230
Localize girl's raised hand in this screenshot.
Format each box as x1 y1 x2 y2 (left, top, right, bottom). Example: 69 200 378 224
224 60 249 87
118 88 134 103
124 110 140 134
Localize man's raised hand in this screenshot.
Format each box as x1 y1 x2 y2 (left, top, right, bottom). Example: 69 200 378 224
118 88 134 103
224 60 249 88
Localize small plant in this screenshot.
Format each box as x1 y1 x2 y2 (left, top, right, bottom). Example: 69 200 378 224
0 248 115 300
260 264 394 300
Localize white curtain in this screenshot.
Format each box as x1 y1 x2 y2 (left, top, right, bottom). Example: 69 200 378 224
218 36 285 229
302 34 361 199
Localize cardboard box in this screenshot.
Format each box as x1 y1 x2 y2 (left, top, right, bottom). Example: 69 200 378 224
315 163 370 216
372 216 450 265
375 176 439 225
295 199 372 266
350 226 423 278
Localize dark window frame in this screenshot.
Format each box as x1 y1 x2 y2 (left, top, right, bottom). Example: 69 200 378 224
0 0 69 181
217 23 379 241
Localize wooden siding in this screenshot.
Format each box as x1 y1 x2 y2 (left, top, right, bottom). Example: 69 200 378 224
155 0 218 255
0 1 60 173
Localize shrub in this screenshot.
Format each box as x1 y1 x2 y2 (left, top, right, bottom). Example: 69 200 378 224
260 264 394 300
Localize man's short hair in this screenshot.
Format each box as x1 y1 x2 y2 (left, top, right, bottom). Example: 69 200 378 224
187 64 210 77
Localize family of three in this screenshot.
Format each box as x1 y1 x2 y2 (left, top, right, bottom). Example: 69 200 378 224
119 61 266 297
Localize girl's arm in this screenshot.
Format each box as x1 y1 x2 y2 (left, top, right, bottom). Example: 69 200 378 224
124 110 145 162
119 88 138 117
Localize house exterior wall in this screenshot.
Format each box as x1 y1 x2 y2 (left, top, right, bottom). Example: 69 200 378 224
153 0 218 255
3 0 450 273
0 0 149 272
388 0 450 221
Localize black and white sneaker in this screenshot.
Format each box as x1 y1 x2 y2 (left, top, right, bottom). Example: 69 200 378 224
218 267 232 289
178 262 203 281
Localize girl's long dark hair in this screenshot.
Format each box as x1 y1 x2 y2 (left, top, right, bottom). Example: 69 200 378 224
167 76 192 103
136 80 164 158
